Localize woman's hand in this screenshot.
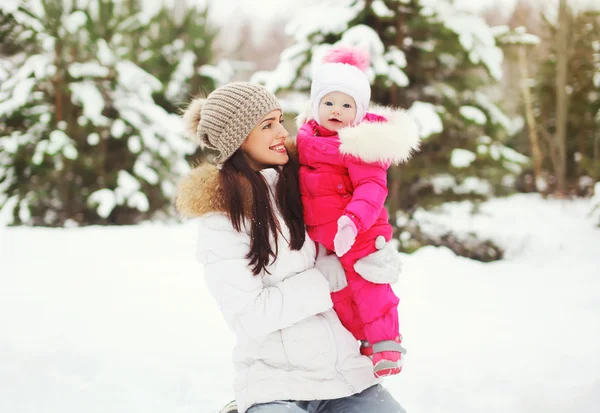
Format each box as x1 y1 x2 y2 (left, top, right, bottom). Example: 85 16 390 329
354 236 403 284
314 243 348 292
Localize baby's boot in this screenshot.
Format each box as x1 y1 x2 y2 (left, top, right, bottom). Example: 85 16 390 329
361 335 406 378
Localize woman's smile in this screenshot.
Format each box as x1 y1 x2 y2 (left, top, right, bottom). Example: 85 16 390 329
269 142 286 153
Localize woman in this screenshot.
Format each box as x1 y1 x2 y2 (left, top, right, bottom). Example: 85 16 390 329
176 82 406 413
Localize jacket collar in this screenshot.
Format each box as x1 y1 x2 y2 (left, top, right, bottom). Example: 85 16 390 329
312 120 338 138
296 105 421 165
175 164 283 218
175 163 244 217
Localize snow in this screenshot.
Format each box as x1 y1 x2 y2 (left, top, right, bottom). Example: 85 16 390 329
252 2 413 93
0 159 14 204
387 66 410 88
117 170 141 196
408 101 444 138
486 141 529 173
340 25 385 75
459 105 487 125
0 78 35 117
431 174 457 194
475 92 519 135
134 157 159 185
32 140 48 165
128 136 142 153
64 11 87 34
428 2 504 80
493 26 541 46
430 174 493 196
48 130 78 160
166 51 196 101
87 170 152 218
87 189 117 219
160 180 176 198
279 92 310 115
455 176 493 195
251 41 310 92
372 0 394 17
17 199 30 223
0 61 11 83
385 48 407 69
70 81 108 126
68 62 110 79
0 54 50 118
87 133 100 146
116 61 162 95
111 119 127 139
6 5 44 33
438 53 458 70
500 145 528 164
116 170 150 213
1 195 598 412
284 0 361 42
97 39 116 66
127 192 150 212
0 0 19 13
451 148 477 168
198 60 236 88
0 195 18 225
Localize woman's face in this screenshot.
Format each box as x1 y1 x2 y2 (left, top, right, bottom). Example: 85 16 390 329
241 109 289 170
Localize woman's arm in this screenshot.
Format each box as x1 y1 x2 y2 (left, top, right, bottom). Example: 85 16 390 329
197 219 333 339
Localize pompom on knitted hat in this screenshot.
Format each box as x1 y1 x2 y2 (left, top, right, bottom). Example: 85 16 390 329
310 46 371 125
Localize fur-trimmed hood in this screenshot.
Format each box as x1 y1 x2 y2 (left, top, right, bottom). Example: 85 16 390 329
295 105 420 165
175 163 253 218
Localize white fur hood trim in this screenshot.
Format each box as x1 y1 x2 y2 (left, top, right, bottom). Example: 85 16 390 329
296 105 420 165
339 106 420 165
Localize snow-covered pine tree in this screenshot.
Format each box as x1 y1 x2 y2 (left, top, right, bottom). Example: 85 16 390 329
535 9 600 194
252 0 526 258
0 6 20 58
136 4 219 109
0 0 218 226
127 2 232 164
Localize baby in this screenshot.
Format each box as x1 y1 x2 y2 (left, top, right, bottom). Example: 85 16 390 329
295 46 420 377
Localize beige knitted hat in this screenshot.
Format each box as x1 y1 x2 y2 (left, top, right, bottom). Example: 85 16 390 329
182 82 281 164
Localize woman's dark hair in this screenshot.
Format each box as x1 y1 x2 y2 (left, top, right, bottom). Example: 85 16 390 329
220 150 305 275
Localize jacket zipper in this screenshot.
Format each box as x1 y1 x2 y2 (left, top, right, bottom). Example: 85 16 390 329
317 314 355 392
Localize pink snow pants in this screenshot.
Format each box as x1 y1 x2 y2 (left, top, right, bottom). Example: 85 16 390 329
309 222 399 344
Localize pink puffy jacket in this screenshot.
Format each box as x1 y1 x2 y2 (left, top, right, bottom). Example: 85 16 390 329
296 108 420 236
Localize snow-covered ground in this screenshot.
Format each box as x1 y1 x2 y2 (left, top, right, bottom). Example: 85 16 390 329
1 194 598 413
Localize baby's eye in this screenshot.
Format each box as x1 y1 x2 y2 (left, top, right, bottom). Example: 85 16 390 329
343 103 352 108
324 101 333 106
263 123 272 129
280 118 284 124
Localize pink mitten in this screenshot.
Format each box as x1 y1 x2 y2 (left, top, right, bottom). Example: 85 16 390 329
334 215 358 257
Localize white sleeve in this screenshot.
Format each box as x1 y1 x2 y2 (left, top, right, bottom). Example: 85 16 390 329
197 217 333 339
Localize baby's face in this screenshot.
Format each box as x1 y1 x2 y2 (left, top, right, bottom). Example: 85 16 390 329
317 91 357 131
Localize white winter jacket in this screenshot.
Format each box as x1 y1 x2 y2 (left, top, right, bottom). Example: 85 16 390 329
176 165 377 413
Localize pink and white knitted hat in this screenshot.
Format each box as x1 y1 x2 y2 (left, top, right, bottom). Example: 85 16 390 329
310 46 371 125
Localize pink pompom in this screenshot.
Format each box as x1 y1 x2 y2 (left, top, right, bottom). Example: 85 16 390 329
322 46 370 72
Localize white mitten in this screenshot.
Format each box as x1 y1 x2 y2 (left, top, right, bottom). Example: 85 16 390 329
333 215 358 257
354 236 403 284
315 243 348 292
